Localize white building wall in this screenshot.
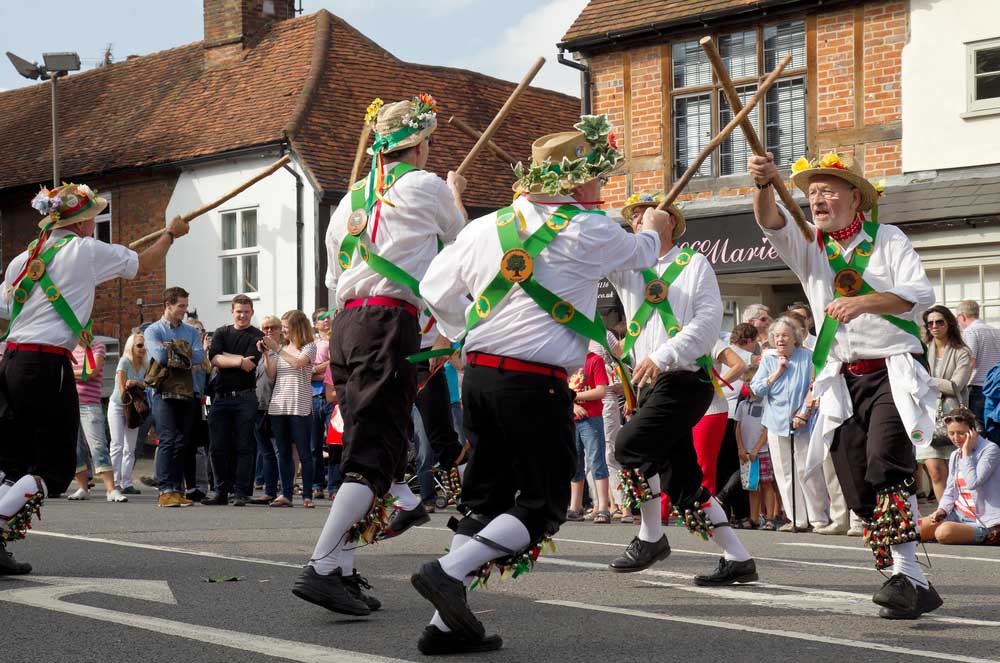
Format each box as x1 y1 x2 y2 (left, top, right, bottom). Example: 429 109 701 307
165 154 319 332
902 0 1000 172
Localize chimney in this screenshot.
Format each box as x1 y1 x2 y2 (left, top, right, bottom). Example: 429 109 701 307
203 0 298 66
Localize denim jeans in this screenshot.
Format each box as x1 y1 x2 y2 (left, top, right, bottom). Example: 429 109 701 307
310 394 332 491
254 411 278 497
207 390 258 496
77 402 112 474
412 405 437 504
574 415 608 482
271 414 312 500
450 402 466 446
152 394 194 493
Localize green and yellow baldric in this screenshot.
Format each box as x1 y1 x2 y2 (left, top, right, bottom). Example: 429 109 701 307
0 235 98 379
619 248 723 398
465 203 638 409
812 221 923 374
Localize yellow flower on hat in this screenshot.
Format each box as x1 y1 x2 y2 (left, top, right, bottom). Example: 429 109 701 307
818 152 842 168
873 178 886 197
791 157 811 174
364 98 384 124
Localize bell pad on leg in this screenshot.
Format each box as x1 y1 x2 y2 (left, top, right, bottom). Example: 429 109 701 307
1 490 44 543
469 534 556 591
618 468 657 511
672 486 715 541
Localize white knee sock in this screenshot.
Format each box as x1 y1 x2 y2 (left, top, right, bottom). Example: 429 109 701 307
0 475 45 520
389 481 420 511
638 474 663 542
438 514 531 581
891 495 928 588
0 481 11 503
457 463 467 485
704 497 752 562
429 534 472 632
309 481 374 575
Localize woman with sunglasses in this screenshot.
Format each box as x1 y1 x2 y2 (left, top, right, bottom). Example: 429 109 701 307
920 407 1000 545
921 305 973 503
107 332 150 497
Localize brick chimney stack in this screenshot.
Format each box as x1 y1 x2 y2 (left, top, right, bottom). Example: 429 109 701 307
203 0 298 66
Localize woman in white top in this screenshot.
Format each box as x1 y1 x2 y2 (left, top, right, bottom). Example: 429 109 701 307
262 310 317 508
107 332 149 497
715 323 757 526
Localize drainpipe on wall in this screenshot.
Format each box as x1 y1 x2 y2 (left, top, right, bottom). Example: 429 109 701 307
558 48 591 115
283 159 304 311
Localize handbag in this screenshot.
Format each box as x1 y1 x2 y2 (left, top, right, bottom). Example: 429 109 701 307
121 386 149 429
740 457 760 491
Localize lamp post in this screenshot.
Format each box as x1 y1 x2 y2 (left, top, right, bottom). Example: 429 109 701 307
6 51 81 187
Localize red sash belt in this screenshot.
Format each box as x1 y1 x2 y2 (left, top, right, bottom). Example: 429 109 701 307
466 351 567 380
5 341 75 361
344 296 418 318
841 357 886 376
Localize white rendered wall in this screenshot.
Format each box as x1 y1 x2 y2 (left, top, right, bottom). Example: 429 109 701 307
902 0 1000 172
164 154 318 332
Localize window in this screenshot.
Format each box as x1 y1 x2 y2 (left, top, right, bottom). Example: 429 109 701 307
967 39 1000 114
93 192 111 243
672 21 808 179
219 208 258 296
928 264 1000 326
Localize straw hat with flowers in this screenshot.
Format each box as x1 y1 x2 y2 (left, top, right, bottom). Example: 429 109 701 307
30 183 107 230
620 191 686 241
789 152 885 214
512 114 623 196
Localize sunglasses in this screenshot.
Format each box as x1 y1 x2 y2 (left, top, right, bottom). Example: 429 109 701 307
926 319 947 327
135 343 145 348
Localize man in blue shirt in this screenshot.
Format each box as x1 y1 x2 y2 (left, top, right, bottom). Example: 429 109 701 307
144 286 205 507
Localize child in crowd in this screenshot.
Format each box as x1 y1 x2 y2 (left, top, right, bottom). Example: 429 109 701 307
733 367 780 530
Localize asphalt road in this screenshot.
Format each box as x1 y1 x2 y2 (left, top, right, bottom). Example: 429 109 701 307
3 476 1000 663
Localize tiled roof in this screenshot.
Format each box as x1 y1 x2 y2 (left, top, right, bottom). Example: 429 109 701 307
0 10 580 209
561 0 804 47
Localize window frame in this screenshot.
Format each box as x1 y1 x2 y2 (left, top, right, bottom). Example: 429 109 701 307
92 191 112 244
965 37 1000 116
669 20 810 182
217 206 260 299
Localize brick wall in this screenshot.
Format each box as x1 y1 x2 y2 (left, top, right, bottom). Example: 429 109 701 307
204 0 297 63
585 0 906 213
0 173 178 347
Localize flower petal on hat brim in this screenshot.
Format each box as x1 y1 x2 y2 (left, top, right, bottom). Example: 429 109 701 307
790 167 878 212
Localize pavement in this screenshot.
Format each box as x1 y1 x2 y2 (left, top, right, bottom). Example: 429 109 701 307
4 468 1000 663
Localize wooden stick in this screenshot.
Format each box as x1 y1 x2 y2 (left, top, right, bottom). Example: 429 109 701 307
129 155 291 249
658 54 792 212
700 37 812 242
456 57 545 177
448 115 516 166
349 123 373 188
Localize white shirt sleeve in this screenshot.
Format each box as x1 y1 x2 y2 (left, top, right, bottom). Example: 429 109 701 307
91 239 139 283
649 255 723 370
585 219 660 275
421 232 472 342
433 176 465 244
762 204 816 283
882 228 935 321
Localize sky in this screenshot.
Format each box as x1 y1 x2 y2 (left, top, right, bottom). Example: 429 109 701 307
0 0 589 96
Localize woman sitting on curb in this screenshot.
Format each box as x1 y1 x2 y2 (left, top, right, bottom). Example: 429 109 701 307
920 407 1000 545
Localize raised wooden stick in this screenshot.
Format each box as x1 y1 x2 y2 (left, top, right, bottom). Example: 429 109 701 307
448 115 516 166
700 36 812 241
456 57 545 176
349 123 373 188
658 55 792 212
129 155 291 249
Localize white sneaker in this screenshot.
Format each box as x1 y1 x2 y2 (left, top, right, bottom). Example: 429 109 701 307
67 488 90 500
107 489 128 503
846 525 863 537
815 522 848 535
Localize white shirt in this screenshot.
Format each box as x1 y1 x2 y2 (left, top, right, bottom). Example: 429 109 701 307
724 344 753 418
765 205 934 362
608 246 723 372
962 319 1000 386
421 195 660 371
325 164 465 309
2 229 138 350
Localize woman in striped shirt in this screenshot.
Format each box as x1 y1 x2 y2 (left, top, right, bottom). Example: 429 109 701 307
263 310 317 507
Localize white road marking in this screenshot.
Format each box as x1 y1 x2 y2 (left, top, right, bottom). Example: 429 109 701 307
780 541 1000 564
540 600 999 663
0 577 413 663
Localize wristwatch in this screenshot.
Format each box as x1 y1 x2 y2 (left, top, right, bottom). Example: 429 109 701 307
755 180 773 190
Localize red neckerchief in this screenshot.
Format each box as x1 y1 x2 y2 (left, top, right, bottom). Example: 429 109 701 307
827 213 864 243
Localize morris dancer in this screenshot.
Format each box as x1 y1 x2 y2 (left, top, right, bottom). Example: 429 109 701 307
294 94 466 616
0 183 188 573
748 151 941 619
413 115 666 655
606 193 758 584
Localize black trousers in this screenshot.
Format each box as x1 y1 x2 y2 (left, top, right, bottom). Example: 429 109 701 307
415 359 462 469
207 390 258 496
716 418 749 519
0 348 78 495
184 398 208 492
830 368 916 519
330 305 419 497
456 364 576 542
614 369 713 507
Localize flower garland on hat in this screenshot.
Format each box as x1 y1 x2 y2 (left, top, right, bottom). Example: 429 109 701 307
791 152 886 223
512 114 623 196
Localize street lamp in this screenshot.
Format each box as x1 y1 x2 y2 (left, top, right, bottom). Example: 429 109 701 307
6 50 81 187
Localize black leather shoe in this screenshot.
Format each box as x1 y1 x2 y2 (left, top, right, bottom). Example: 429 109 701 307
417 625 503 655
873 574 943 619
411 561 485 640
292 566 370 616
378 503 430 540
186 489 206 503
201 492 228 506
121 486 142 496
609 535 671 573
342 569 381 611
693 557 758 586
0 542 31 575
231 495 249 507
